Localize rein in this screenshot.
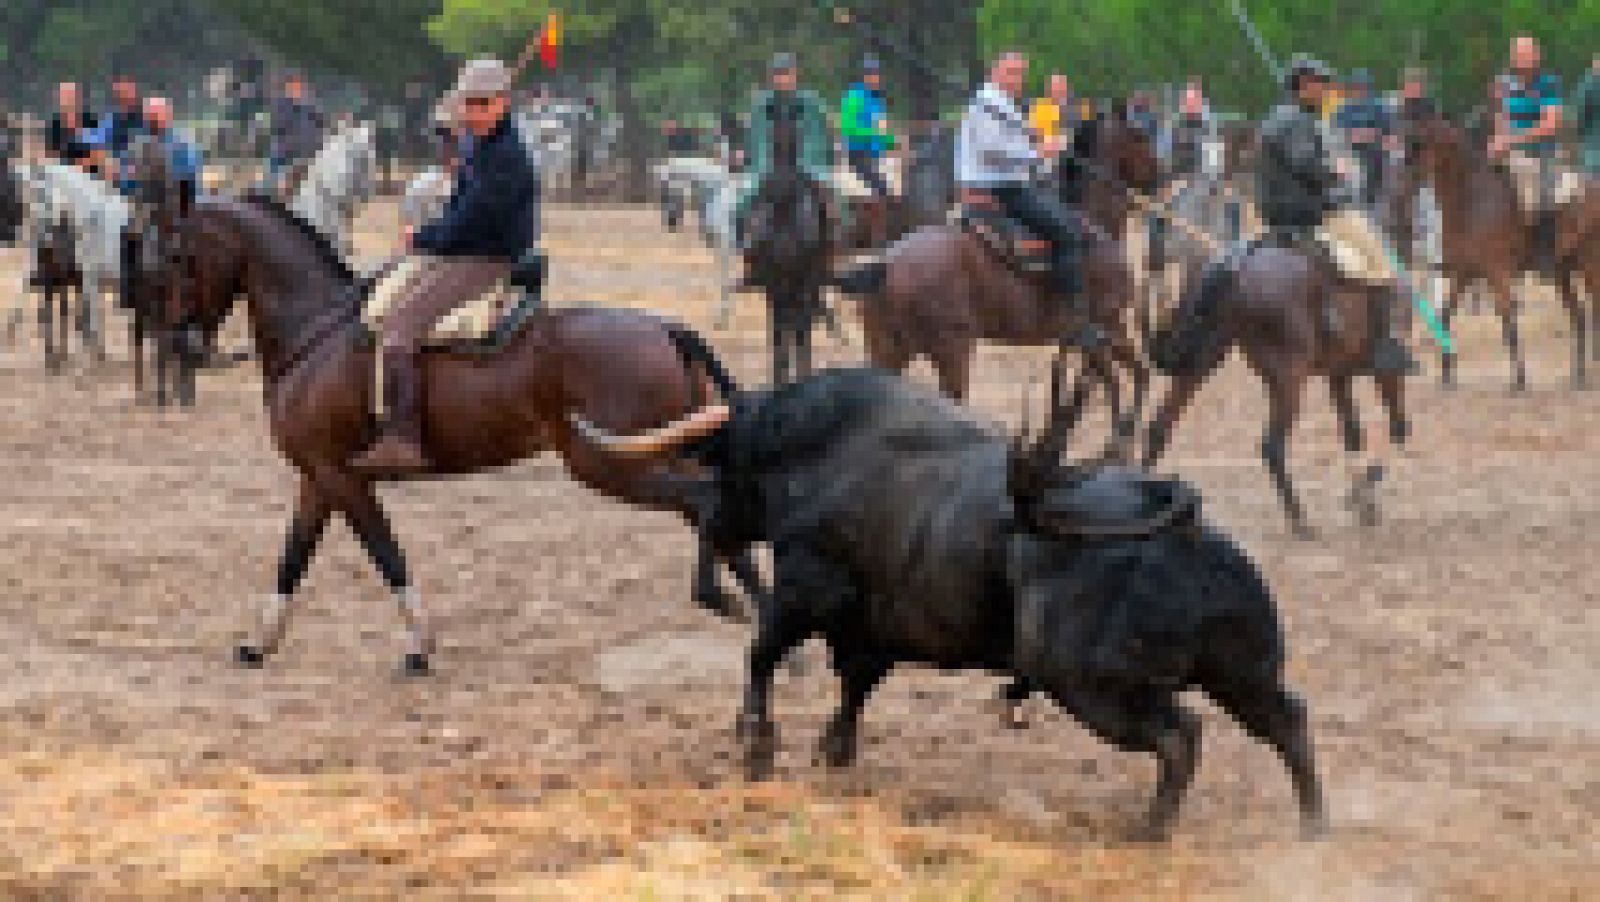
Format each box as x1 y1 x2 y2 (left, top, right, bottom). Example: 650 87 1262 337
264 296 361 385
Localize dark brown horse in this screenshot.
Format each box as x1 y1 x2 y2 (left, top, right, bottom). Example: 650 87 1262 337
831 111 1157 440
741 113 832 385
154 194 753 674
1145 235 1412 537
31 213 85 373
1403 113 1595 389
125 138 198 405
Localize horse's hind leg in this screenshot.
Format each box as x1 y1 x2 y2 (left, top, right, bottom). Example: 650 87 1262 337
1205 679 1326 839
1108 334 1150 450
1556 268 1587 388
1262 367 1313 538
1489 274 1527 392
1328 373 1379 528
337 481 435 675
1438 280 1467 388
237 480 333 667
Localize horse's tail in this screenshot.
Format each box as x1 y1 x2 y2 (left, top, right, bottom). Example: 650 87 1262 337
666 323 740 399
1148 263 1233 376
832 258 887 295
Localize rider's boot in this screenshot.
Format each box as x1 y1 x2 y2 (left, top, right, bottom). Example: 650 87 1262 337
1370 287 1419 375
351 349 434 475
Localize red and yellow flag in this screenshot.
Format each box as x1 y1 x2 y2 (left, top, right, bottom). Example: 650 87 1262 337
539 13 562 70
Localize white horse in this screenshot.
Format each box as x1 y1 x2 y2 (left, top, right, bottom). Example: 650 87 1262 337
650 155 745 327
290 122 377 261
5 162 128 357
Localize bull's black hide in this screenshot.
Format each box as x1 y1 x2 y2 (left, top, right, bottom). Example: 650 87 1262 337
699 367 1325 840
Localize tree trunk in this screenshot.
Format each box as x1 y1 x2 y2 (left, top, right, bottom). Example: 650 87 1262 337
612 72 650 204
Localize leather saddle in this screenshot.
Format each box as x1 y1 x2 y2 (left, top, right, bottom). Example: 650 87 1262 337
359 250 547 354
953 189 1053 278
1021 467 1202 541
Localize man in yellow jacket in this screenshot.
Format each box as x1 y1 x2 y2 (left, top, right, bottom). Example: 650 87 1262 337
1028 73 1075 153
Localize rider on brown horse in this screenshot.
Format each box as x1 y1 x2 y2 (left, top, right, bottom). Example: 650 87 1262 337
1190 55 1414 375
353 58 540 475
957 51 1095 345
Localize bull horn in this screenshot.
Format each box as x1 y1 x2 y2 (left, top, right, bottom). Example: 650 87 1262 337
567 404 732 459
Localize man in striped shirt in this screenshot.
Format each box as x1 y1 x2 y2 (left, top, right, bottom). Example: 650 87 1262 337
1491 35 1565 267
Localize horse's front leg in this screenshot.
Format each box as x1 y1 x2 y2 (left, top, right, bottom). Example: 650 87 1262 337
237 479 334 667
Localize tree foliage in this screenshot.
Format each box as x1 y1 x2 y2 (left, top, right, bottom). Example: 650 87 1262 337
979 0 1598 112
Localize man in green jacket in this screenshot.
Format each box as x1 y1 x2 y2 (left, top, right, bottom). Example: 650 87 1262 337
1577 54 1599 175
735 53 844 246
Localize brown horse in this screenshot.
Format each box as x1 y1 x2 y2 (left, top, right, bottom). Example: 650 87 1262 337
831 111 1157 438
1403 113 1595 390
154 193 752 674
1144 234 1412 537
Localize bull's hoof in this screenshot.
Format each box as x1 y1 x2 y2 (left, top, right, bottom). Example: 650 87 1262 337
235 645 267 668
737 721 777 781
1127 816 1175 844
694 587 747 624
401 652 432 677
815 726 858 769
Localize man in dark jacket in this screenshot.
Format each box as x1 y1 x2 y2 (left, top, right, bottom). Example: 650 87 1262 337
352 58 540 475
268 73 326 199
45 82 96 166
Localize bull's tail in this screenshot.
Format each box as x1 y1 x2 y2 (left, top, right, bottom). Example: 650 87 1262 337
832 258 887 295
666 323 740 399
1148 264 1234 376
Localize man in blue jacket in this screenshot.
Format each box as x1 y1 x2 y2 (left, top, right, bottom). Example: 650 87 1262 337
352 58 540 475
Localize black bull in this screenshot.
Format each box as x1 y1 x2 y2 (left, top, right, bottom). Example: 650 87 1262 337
576 367 1325 841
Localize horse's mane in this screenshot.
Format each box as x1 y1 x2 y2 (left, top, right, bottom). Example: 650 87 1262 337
242 193 356 282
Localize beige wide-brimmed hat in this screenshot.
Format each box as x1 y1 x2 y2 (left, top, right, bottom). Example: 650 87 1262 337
437 57 513 124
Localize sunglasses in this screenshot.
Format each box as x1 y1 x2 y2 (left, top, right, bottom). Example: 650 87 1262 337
463 96 500 108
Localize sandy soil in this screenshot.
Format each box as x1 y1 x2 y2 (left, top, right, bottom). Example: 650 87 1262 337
0 203 1592 898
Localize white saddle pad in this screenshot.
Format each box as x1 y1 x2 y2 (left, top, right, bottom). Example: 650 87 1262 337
837 155 902 198
1316 209 1397 285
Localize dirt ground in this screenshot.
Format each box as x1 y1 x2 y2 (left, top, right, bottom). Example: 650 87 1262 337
0 203 1593 899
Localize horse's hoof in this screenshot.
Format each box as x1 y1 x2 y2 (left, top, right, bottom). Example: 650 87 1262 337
235 645 267 668
1300 814 1331 842
401 653 432 677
